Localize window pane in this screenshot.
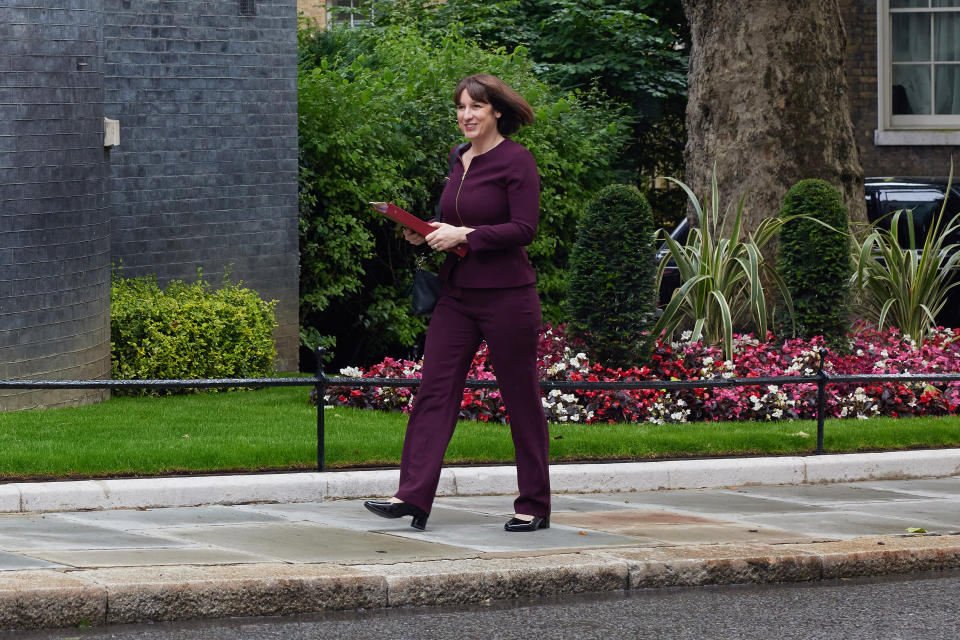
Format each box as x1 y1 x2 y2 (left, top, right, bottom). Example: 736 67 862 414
935 13 960 60
934 65 960 113
932 0 960 7
893 65 932 113
891 0 928 7
893 13 931 62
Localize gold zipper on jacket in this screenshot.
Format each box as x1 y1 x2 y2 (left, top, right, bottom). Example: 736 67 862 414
452 163 468 260
454 164 468 226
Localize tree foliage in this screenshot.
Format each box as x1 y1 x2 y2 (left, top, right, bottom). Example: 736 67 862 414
568 184 658 367
298 24 630 366
357 0 687 101
355 0 690 228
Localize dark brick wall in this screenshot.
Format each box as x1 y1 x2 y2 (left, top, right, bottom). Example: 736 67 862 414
0 0 112 410
103 0 299 369
840 0 960 176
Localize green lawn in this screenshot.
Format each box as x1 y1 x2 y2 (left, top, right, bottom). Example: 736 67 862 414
0 385 958 480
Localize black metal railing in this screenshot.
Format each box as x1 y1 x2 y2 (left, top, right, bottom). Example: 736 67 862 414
2 348 959 471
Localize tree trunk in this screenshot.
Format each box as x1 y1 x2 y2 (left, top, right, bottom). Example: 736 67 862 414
681 0 866 231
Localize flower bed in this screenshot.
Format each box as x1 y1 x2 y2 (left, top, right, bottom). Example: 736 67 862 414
325 325 960 424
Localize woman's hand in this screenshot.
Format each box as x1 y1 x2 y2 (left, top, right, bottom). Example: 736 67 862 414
425 222 473 252
402 227 427 246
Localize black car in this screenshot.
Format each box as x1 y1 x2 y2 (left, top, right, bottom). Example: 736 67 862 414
656 177 960 328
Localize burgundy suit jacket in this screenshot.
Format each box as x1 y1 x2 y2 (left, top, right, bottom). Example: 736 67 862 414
436 138 540 288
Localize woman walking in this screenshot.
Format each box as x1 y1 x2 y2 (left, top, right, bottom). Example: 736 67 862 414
364 74 550 532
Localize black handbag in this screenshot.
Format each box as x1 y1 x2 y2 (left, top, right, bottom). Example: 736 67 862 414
411 263 442 316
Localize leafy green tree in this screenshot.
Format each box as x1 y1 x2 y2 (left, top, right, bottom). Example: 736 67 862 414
359 0 690 228
298 25 630 366
568 184 658 367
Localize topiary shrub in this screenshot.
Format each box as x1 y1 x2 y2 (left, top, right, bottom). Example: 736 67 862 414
111 273 277 392
567 184 658 367
776 179 851 344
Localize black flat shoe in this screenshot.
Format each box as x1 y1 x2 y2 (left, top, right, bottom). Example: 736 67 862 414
504 516 549 532
363 500 428 530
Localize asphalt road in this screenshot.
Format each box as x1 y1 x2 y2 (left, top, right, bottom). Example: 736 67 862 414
7 570 960 640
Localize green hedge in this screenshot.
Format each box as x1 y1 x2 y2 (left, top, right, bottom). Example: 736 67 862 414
111 274 277 391
568 184 658 367
776 179 851 344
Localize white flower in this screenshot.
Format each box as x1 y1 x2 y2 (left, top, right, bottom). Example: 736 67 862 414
339 366 363 377
702 356 714 366
569 414 580 422
670 411 685 421
561 393 576 403
680 330 693 341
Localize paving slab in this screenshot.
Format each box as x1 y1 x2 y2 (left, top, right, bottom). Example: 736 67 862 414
583 489 830 515
728 483 931 504
0 515 189 552
551 510 820 545
856 476 960 497
24 547 268 569
551 508 718 528
238 501 495 529
837 498 960 528
381 521 642 553
156 522 475 564
435 493 646 515
52 505 287 531
0 551 64 572
745 511 947 539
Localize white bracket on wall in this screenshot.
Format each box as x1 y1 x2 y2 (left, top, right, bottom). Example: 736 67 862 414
104 118 120 148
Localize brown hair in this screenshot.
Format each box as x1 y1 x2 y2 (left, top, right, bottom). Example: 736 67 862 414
453 74 534 136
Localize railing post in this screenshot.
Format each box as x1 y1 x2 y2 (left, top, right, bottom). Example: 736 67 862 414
816 349 827 455
315 346 328 471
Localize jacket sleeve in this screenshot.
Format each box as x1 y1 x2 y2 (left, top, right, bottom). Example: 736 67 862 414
465 148 540 251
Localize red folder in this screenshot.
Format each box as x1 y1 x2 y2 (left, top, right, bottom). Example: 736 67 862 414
370 202 468 257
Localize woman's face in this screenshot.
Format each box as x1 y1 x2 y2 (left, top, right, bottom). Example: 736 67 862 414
456 89 501 142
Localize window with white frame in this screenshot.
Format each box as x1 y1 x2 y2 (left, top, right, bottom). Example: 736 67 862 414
878 0 960 143
327 0 371 28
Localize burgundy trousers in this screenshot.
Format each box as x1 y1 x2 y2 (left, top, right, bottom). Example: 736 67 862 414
395 283 551 517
